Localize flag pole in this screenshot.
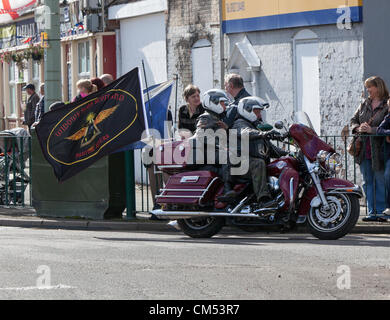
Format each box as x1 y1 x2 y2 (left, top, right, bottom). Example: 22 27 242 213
124 66 152 220
173 74 178 136
142 60 153 126
141 61 160 210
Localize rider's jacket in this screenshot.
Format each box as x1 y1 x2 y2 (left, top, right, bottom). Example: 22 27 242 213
223 88 251 128
189 110 226 165
232 116 288 161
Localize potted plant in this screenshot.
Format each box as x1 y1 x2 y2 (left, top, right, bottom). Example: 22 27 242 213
0 52 12 64
11 52 25 70
31 46 44 63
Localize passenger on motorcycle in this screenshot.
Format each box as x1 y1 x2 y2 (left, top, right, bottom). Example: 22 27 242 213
221 97 288 205
194 89 230 132
189 89 230 166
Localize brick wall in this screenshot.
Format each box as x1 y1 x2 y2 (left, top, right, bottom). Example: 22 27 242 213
166 0 221 111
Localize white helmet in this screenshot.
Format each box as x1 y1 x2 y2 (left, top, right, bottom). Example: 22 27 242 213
238 96 269 122
202 89 229 114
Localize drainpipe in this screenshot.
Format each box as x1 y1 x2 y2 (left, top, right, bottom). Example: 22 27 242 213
249 67 260 96
250 66 263 118
219 0 225 88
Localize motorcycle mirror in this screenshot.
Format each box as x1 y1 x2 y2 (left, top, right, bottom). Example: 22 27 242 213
274 121 284 130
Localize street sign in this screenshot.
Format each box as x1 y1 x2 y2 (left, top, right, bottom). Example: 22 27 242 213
40 31 48 48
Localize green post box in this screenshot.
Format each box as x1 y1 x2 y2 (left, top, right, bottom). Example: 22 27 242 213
31 129 127 219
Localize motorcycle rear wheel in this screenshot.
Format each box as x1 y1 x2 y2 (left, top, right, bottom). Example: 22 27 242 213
307 194 360 240
177 217 225 238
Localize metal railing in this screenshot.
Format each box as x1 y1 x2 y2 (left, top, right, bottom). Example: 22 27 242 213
1 132 387 220
0 133 32 207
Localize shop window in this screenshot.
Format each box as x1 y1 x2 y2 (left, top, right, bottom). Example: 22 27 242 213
78 41 90 78
9 62 16 116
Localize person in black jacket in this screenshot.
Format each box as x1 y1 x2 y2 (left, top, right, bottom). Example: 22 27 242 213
22 83 40 131
177 84 204 137
220 97 288 203
222 73 251 129
34 83 45 123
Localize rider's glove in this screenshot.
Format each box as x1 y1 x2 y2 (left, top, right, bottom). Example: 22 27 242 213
266 130 283 141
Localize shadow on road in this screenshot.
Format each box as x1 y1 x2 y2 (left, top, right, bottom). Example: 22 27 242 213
94 234 390 248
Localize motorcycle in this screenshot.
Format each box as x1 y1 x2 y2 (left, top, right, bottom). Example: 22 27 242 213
150 112 363 240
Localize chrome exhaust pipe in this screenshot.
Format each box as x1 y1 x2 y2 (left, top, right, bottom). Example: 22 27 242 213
253 206 282 216
152 194 284 219
151 209 264 219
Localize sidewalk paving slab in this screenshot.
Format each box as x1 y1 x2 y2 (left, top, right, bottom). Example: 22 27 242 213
0 207 389 234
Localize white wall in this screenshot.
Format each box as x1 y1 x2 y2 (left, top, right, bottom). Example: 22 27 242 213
226 24 364 137
119 12 167 84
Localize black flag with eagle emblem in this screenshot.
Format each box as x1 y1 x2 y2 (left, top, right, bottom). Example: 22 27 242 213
35 68 147 182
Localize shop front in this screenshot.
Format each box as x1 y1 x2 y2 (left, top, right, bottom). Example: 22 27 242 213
0 1 117 130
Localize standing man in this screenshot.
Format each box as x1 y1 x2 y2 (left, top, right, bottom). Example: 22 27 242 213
222 73 251 129
34 83 45 123
22 83 40 131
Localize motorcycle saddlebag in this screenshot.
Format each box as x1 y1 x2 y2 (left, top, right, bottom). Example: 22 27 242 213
156 171 223 206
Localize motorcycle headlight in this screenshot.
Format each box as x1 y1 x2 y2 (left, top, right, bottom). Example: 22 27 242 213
327 153 342 174
317 150 330 162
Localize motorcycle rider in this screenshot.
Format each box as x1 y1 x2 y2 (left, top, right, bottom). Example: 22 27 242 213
221 97 288 204
194 89 229 133
189 89 230 169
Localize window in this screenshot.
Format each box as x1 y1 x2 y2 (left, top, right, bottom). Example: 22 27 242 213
192 39 213 95
78 41 90 78
9 62 16 116
293 30 321 134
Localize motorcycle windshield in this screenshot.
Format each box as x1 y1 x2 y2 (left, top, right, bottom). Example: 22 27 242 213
289 111 335 162
296 111 316 133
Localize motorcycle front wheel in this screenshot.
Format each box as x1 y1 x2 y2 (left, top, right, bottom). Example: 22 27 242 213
307 193 360 240
177 217 225 238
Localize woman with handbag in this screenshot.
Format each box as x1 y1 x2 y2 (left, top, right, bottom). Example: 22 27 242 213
350 76 389 222
377 101 390 217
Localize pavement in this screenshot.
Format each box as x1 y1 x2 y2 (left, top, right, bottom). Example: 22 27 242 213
0 206 389 234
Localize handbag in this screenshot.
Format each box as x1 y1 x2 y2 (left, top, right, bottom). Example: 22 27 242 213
347 135 362 156
347 107 382 157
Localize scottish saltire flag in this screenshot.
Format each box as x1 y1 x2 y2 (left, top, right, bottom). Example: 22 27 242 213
119 80 174 151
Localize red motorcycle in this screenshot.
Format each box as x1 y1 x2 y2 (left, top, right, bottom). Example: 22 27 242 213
151 113 363 240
